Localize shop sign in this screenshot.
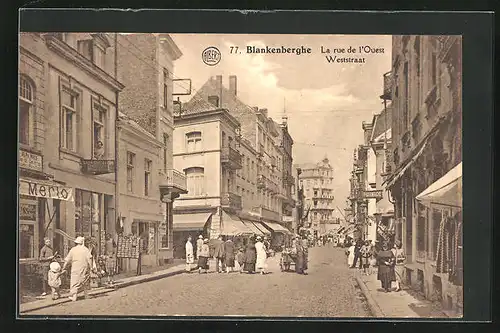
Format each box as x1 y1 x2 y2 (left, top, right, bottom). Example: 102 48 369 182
19 180 74 201
19 203 37 220
81 159 115 175
19 149 43 172
363 190 383 200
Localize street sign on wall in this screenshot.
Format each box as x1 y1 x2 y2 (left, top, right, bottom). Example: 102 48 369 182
363 190 383 200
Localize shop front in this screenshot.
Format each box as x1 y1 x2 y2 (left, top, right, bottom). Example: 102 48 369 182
261 221 293 249
172 212 212 259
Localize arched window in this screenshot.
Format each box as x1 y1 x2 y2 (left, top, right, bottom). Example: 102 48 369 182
186 131 202 152
185 167 205 196
19 76 34 145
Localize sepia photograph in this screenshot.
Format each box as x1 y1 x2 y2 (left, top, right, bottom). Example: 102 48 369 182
17 29 463 319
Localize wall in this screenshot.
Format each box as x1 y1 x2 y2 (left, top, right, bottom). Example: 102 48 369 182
236 140 258 212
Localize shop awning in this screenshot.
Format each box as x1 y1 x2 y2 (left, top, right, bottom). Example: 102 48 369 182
261 221 292 235
220 211 253 236
173 213 212 232
241 220 264 236
252 222 272 236
385 138 429 188
416 162 462 208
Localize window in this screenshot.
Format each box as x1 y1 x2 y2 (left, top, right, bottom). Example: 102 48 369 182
93 103 106 159
94 44 106 69
19 76 34 145
186 131 202 153
77 39 93 61
74 189 103 251
127 152 135 193
162 133 169 172
60 87 79 152
144 159 152 196
403 61 410 130
163 69 169 108
185 167 205 196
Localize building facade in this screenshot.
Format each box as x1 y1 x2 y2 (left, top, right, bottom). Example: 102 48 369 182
297 157 336 235
385 35 463 315
19 32 124 265
115 33 187 266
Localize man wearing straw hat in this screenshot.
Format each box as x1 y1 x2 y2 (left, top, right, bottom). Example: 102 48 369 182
62 236 93 301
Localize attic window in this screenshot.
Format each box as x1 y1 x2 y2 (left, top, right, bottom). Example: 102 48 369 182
208 95 219 107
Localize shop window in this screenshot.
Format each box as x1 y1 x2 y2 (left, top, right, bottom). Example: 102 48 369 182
127 152 135 193
74 189 104 252
19 76 34 146
144 159 152 196
186 131 202 153
132 221 158 255
431 208 444 260
185 167 205 196
93 103 107 159
60 87 79 152
20 223 36 259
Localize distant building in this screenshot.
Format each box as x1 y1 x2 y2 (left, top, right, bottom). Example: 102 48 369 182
296 157 336 234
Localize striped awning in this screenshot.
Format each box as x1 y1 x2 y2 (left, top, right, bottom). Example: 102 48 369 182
173 213 212 232
241 220 264 236
220 211 253 236
261 221 292 235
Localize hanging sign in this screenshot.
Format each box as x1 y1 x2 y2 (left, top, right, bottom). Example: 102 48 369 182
19 180 74 201
363 190 383 200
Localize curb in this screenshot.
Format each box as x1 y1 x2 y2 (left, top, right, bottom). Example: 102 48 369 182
355 275 385 318
20 269 186 314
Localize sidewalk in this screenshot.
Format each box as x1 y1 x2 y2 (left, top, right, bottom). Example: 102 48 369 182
20 263 186 314
355 271 451 318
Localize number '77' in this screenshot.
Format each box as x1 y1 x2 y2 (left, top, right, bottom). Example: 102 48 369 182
230 46 239 53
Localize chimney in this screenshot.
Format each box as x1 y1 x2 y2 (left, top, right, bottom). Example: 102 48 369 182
252 106 259 112
229 75 237 96
215 75 222 92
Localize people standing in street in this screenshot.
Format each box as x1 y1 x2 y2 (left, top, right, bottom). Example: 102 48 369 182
223 237 235 273
255 236 268 275
360 241 371 275
391 239 406 292
48 261 65 300
196 235 203 260
197 238 210 274
105 233 117 286
213 235 225 273
295 236 308 275
236 248 245 273
62 236 93 301
39 238 56 297
351 239 363 269
376 241 396 292
185 235 195 272
243 237 257 274
346 242 356 268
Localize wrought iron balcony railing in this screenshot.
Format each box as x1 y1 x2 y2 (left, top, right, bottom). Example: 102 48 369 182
221 192 242 211
221 146 242 169
159 169 188 194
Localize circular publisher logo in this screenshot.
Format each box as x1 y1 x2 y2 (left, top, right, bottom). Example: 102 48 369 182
202 46 221 66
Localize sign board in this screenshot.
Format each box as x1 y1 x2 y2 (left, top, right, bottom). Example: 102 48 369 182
19 203 37 220
363 190 383 200
81 159 115 175
282 216 294 222
19 149 43 172
19 180 74 201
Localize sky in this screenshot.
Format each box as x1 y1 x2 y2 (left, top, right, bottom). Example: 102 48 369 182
170 34 392 215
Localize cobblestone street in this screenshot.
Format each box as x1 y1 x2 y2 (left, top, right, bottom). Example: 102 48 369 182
26 245 371 317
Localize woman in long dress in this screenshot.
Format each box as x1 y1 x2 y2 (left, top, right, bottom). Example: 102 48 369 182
185 236 195 272
391 240 406 292
223 237 235 273
243 238 257 274
61 236 93 301
377 242 396 292
197 239 210 274
346 242 356 268
255 236 268 275
295 237 308 275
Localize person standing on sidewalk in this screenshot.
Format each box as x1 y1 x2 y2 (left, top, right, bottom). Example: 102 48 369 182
376 241 396 292
196 235 203 260
39 238 56 297
391 239 406 292
105 233 117 286
62 236 93 301
346 242 355 268
223 237 235 273
197 238 210 274
351 239 363 269
243 237 257 274
185 235 195 272
255 236 268 275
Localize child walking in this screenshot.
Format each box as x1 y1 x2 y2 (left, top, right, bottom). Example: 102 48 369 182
48 262 65 300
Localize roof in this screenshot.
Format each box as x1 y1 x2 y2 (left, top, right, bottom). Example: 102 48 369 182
370 106 392 142
118 112 157 142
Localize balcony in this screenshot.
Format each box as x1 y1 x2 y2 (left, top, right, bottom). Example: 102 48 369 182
159 169 188 198
381 71 392 100
221 146 242 170
257 175 266 189
254 205 280 222
285 173 295 185
81 158 115 175
221 192 242 211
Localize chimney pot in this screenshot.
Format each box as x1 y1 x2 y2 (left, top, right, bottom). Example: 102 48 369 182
229 75 237 96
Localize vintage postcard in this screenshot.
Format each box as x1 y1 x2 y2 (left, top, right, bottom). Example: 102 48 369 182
18 30 463 318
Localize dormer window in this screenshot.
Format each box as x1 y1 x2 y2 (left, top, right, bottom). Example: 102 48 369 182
76 34 109 70
208 95 219 107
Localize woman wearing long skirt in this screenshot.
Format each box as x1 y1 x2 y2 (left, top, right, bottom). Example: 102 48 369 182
185 236 195 272
197 239 210 274
255 236 268 274
295 237 308 275
243 239 257 274
377 242 396 292
346 242 356 268
223 237 235 273
391 240 406 292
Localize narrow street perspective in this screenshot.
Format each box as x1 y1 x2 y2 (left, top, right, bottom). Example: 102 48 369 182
24 246 371 317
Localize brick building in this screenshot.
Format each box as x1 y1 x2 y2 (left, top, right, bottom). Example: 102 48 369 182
18 33 124 266
385 35 462 315
115 33 187 266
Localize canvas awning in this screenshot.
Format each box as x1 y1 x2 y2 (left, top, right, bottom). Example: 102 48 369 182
261 221 292 235
385 138 429 188
416 162 462 208
173 213 212 232
220 211 253 236
241 220 264 236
